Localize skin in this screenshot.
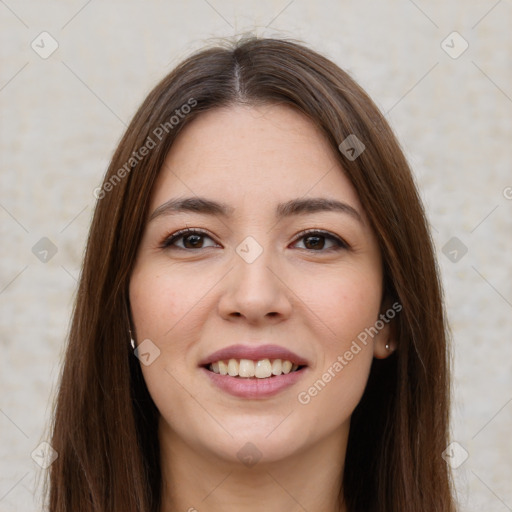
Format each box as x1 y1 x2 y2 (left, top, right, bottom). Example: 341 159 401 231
129 104 394 512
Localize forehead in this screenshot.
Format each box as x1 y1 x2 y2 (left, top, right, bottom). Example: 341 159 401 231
150 104 363 214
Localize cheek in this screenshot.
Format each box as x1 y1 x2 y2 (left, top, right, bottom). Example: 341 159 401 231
293 264 380 420
129 263 206 340
129 266 198 424
129 263 214 415
295 300 376 435
294 262 382 345
297 346 373 438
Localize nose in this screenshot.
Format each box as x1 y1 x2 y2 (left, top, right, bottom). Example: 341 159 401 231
217 245 293 325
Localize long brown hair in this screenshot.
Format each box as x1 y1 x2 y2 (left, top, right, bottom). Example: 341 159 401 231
47 36 455 511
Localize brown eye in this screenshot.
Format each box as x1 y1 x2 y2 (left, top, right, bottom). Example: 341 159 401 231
161 229 218 250
303 235 325 250
293 230 348 251
182 233 205 248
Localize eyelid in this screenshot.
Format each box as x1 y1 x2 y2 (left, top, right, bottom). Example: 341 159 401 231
160 227 350 251
160 228 218 249
291 228 350 250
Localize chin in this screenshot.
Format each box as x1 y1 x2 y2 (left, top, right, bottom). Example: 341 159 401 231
195 418 309 466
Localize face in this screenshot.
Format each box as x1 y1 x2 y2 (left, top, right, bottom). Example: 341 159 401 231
129 104 391 466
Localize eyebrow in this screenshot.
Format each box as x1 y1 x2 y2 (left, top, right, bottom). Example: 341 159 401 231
149 196 363 223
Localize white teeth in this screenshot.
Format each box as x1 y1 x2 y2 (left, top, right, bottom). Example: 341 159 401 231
239 359 255 378
282 360 293 374
218 360 228 375
254 359 272 378
227 359 238 376
271 359 282 375
207 358 302 378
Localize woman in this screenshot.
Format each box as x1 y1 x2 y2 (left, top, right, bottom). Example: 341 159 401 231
47 37 456 511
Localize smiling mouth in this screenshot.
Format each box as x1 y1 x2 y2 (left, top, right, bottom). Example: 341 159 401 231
203 358 306 379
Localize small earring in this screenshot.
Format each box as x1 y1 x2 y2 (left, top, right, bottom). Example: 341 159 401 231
129 328 136 349
385 343 390 351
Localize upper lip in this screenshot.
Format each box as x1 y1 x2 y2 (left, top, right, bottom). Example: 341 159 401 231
199 344 309 367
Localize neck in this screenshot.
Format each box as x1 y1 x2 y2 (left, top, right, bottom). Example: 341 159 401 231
158 419 348 512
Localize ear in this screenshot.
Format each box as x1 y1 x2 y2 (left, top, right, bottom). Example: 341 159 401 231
373 297 399 359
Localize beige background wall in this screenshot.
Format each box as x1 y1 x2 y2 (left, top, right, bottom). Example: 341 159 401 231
1 1 511 510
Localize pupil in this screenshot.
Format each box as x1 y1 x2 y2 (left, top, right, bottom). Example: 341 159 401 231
184 234 202 248
305 235 324 250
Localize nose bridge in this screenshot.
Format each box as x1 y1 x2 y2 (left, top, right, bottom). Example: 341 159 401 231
217 234 292 321
233 233 279 297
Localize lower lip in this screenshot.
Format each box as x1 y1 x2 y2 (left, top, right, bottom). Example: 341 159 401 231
200 367 307 399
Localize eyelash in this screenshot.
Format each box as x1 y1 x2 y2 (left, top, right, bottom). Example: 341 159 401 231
159 227 349 252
